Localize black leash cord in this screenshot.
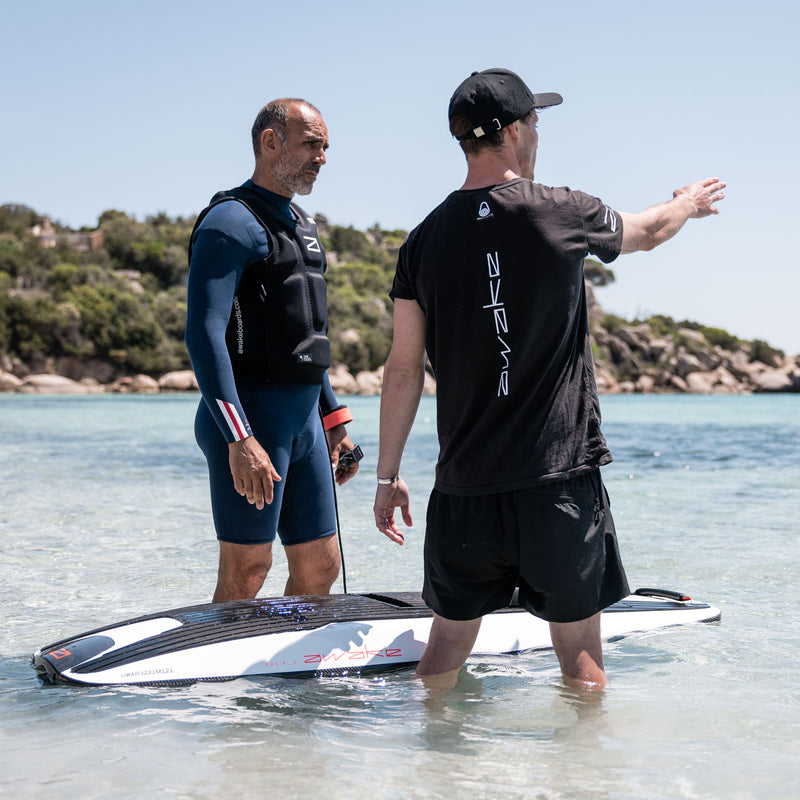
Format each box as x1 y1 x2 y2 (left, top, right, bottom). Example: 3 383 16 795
331 464 348 594
321 410 348 594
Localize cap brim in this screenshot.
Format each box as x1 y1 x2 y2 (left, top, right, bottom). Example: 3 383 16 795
532 92 563 109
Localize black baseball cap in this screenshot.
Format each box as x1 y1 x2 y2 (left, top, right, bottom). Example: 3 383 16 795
448 68 562 141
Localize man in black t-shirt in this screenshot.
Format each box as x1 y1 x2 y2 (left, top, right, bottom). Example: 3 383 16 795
373 68 726 691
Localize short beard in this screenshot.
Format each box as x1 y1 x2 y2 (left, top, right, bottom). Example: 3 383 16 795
274 153 316 196
292 181 313 197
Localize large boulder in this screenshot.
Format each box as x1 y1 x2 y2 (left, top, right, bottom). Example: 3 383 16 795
158 370 198 391
129 374 160 393
594 362 621 394
713 366 745 393
668 374 689 393
354 370 382 396
328 364 359 395
753 369 794 393
0 370 24 391
20 374 91 394
635 373 656 393
685 371 718 394
616 324 656 359
724 350 764 382
674 352 706 379
677 327 708 347
606 337 643 378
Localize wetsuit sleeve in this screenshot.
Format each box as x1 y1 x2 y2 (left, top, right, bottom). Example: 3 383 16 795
319 372 353 430
185 226 256 443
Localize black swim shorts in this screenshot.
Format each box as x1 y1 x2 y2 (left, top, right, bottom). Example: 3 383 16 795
422 469 630 623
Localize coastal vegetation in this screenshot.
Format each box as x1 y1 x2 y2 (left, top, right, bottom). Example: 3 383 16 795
0 203 796 393
0 203 402 380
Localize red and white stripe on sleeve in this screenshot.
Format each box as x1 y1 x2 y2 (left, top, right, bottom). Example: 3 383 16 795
216 399 250 441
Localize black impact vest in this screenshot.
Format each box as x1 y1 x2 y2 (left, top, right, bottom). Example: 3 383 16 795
190 185 331 385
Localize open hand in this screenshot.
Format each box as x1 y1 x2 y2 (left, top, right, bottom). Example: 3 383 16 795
674 177 726 218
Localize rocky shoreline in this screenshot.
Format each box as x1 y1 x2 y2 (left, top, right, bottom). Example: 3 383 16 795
591 325 800 394
2 283 798 396
583 283 800 395
3 347 798 397
0 368 199 395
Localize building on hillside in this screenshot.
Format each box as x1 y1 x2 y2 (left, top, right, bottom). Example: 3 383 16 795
29 217 104 252
29 217 58 248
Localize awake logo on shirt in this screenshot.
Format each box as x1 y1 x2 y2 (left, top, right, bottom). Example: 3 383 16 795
603 205 618 233
476 199 493 220
482 250 511 397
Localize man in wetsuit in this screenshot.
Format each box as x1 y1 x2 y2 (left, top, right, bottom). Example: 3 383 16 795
186 98 359 602
373 69 725 690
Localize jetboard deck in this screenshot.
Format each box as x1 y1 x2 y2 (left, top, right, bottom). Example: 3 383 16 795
33 588 720 686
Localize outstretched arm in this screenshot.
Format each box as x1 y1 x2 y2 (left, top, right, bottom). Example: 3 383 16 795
619 177 726 254
373 298 427 545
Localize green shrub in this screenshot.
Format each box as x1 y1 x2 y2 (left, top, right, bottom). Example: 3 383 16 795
750 339 783 367
584 258 616 287
326 260 394 371
601 313 628 333
644 314 679 338
698 326 740 350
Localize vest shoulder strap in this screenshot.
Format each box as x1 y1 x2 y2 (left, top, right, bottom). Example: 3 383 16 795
188 187 283 265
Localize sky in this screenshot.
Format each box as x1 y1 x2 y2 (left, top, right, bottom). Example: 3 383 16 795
2 0 798 353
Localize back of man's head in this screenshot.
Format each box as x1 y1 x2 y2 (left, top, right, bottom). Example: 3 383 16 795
448 69 562 155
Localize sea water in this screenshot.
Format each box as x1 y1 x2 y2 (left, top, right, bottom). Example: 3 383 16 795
1 393 798 800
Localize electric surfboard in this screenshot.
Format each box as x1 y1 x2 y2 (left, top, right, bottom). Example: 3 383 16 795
33 588 720 686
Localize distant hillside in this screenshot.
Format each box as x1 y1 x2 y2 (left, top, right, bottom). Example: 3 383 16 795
0 203 402 382
1 202 797 394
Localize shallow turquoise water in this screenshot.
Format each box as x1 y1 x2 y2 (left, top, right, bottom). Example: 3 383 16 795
1 393 798 799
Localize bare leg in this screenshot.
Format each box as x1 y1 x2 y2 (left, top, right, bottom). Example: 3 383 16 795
415 614 482 691
213 541 273 602
284 534 341 595
549 612 607 690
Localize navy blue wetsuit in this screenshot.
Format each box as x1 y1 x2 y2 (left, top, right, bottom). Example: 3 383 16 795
186 181 339 546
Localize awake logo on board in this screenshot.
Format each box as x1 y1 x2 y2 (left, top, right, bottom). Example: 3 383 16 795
302 646 404 665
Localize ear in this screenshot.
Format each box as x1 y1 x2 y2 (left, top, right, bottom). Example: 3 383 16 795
260 128 282 157
506 120 522 142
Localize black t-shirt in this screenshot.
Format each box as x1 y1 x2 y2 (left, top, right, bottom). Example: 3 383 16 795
391 178 623 495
